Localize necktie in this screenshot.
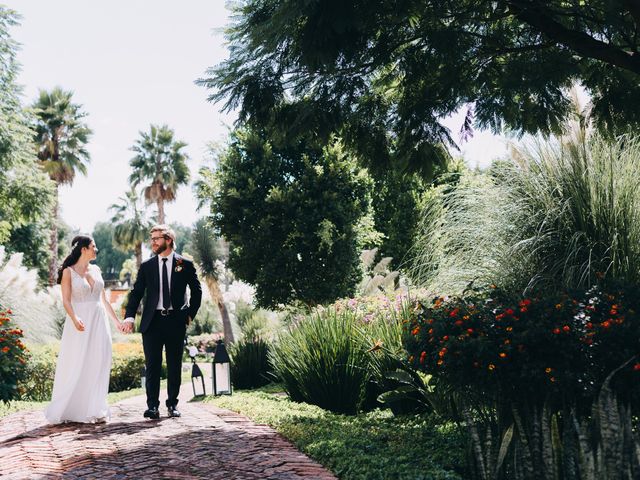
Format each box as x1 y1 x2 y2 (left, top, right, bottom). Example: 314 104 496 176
162 258 170 310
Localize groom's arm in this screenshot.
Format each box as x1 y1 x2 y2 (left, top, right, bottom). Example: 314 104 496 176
124 263 147 326
187 261 202 321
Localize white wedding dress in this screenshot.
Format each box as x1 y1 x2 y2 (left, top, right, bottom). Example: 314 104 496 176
45 264 112 423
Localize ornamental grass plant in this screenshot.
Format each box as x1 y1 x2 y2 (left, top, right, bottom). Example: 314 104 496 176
270 308 370 415
412 126 640 296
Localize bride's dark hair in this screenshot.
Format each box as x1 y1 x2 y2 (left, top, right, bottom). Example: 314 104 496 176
56 235 94 284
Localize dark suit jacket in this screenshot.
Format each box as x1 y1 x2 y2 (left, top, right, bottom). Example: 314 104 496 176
125 253 202 333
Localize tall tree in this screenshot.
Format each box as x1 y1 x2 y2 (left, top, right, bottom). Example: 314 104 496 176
110 188 154 270
129 124 190 224
191 219 234 343
200 0 640 175
197 128 371 308
32 87 91 285
0 7 55 279
92 222 132 283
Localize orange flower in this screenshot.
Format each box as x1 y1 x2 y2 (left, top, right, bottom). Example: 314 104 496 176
602 320 612 329
488 364 496 371
428 328 434 335
498 352 507 359
437 359 444 366
463 315 470 320
555 304 562 310
503 339 511 345
505 326 513 332
411 327 420 336
545 367 552 374
1 346 9 353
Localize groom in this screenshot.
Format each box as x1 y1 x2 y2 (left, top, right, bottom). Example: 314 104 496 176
122 224 202 419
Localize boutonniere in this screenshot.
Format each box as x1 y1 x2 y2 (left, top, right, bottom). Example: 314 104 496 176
174 258 184 273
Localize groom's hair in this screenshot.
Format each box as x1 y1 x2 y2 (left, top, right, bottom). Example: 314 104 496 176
150 224 176 248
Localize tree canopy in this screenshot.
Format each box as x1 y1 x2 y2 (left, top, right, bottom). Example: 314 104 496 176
200 0 640 175
198 129 372 308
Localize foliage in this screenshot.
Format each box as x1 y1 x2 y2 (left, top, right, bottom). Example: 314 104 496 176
186 300 221 336
412 128 640 296
199 128 371 308
229 337 273 390
0 306 27 402
129 124 190 224
270 308 371 414
200 0 640 176
0 247 60 343
109 342 167 392
191 218 234 342
19 344 56 401
0 7 55 265
207 386 468 480
371 172 427 269
110 188 154 269
187 332 223 356
92 222 132 283
19 342 167 401
403 285 640 479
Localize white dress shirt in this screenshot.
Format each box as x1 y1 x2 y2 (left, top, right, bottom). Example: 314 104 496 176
123 251 175 324
156 251 175 310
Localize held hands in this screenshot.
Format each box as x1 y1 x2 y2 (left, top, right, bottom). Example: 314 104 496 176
121 321 134 334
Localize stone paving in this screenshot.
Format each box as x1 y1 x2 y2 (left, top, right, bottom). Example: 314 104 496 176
0 388 336 479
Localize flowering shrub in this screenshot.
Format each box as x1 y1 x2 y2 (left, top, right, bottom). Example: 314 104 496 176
0 307 28 402
404 284 640 406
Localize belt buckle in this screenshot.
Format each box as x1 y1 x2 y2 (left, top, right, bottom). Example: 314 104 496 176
160 309 169 317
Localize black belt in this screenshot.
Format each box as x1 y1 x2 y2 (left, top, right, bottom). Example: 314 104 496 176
156 309 174 317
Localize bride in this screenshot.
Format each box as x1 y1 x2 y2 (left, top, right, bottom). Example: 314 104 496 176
45 235 124 424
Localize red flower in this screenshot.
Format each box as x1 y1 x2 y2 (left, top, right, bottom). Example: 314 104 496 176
505 308 515 316
449 308 460 318
553 328 561 335
585 322 593 329
467 328 474 334
1 346 9 353
562 325 570 332
442 335 449 341
454 320 464 326
602 320 612 329
633 363 640 372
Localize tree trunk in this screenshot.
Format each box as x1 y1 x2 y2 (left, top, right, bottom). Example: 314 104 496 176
206 277 234 344
157 196 165 224
48 186 59 285
135 242 142 270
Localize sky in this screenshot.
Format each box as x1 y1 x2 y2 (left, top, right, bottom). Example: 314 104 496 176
7 0 507 234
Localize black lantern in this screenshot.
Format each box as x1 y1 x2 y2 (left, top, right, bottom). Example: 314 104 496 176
140 365 146 389
188 346 206 397
212 339 232 396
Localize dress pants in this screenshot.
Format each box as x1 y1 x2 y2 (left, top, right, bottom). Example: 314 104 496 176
142 310 186 409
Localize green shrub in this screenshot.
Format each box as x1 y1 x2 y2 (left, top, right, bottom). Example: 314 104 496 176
0 307 29 402
230 337 273 389
110 342 166 392
404 284 640 478
270 308 370 415
19 344 57 401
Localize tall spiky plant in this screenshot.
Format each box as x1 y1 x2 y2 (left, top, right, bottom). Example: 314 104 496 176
129 124 190 224
191 218 234 343
110 188 154 270
32 87 92 285
411 93 640 295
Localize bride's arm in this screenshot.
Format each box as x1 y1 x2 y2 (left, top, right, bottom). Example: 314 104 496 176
101 290 123 332
61 269 85 332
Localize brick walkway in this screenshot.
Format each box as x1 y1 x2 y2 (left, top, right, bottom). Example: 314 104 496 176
0 389 336 479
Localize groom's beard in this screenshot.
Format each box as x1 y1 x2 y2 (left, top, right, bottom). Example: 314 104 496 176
153 244 168 255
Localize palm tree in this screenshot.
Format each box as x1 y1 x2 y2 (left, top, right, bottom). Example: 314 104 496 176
32 87 92 285
129 124 190 224
110 188 154 270
191 219 234 343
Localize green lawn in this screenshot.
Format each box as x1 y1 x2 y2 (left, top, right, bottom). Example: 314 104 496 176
205 385 468 480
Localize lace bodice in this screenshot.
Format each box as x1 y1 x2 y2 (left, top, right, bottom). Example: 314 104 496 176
69 264 104 303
